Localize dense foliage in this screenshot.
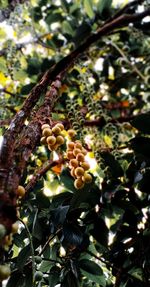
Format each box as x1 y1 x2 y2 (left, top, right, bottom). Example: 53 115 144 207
0 0 150 286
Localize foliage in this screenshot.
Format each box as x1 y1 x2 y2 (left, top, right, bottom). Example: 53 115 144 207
0 0 150 287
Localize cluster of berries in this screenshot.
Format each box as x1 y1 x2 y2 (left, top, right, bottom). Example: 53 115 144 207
40 123 65 151
66 140 92 189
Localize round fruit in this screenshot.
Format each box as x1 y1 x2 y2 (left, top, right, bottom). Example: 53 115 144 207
46 135 56 145
70 159 79 168
68 129 76 138
0 265 11 281
82 173 92 183
40 136 47 145
74 178 84 189
52 126 61 135
11 222 19 234
34 271 43 281
66 151 74 160
76 153 85 162
70 168 76 178
67 142 75 150
41 124 50 130
74 167 84 178
73 148 81 157
0 224 6 240
48 143 59 151
56 135 64 145
17 185 26 197
55 123 64 131
34 256 42 264
42 128 52 137
81 148 87 155
75 141 82 149
81 161 90 171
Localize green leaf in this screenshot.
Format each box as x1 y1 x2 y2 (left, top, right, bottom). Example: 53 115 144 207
131 113 150 134
62 20 74 35
6 272 25 287
79 259 103 275
83 0 94 19
97 0 112 15
45 13 64 25
21 83 35 95
16 245 31 269
80 270 106 286
100 151 124 177
129 137 150 157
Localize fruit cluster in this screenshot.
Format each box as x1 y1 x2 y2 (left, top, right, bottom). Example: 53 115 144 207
40 123 65 151
66 140 92 189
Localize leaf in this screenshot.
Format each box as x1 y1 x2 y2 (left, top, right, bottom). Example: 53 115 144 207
21 83 35 95
100 151 124 177
6 272 25 287
51 163 63 175
129 137 150 157
62 20 74 35
80 270 106 286
16 245 31 269
45 13 64 25
131 112 150 134
97 0 112 15
83 0 94 18
79 259 103 275
138 169 150 193
62 222 84 249
49 266 60 287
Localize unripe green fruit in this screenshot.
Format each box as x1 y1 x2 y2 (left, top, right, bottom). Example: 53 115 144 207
74 178 84 189
74 167 84 178
41 124 50 130
0 265 11 281
0 224 6 240
42 128 52 137
46 135 56 145
56 135 64 145
52 126 61 135
34 271 43 281
34 256 42 264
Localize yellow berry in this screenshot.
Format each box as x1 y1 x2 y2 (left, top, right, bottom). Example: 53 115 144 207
17 185 26 197
11 222 19 234
75 141 82 149
41 124 50 130
52 126 61 135
81 148 87 155
66 151 74 160
74 167 85 178
48 144 59 151
81 161 90 171
74 178 84 189
76 153 85 162
56 135 65 145
40 136 47 145
0 265 11 281
42 128 52 137
46 135 56 145
67 142 75 150
68 129 76 138
73 148 81 157
55 123 64 131
82 173 92 183
70 168 76 178
70 159 79 168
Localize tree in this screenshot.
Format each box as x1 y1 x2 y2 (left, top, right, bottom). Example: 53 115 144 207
0 0 150 286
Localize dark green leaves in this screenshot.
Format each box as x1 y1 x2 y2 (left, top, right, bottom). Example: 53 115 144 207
79 259 103 275
130 137 150 157
131 112 150 134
